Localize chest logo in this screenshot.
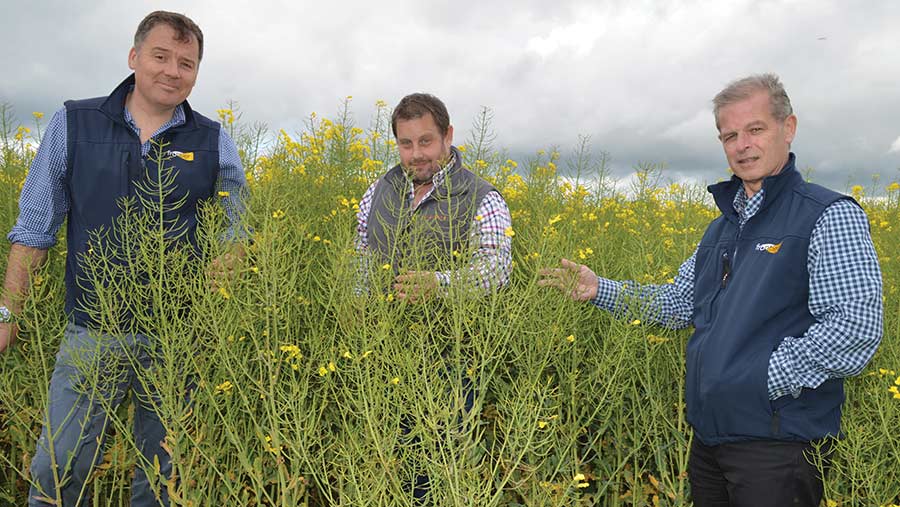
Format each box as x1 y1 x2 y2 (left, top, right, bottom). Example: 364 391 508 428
163 150 195 162
755 242 782 254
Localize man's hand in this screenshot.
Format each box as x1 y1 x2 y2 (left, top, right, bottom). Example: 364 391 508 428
393 271 439 303
2 244 49 353
207 244 246 291
537 258 599 302
0 323 18 354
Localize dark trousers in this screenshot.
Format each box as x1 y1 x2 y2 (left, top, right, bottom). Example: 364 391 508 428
404 373 475 502
688 438 831 507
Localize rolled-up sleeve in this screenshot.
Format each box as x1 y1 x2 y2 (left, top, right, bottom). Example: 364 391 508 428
215 129 250 242
8 107 69 249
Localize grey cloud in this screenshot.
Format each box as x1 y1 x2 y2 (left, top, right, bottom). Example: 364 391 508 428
2 0 899 193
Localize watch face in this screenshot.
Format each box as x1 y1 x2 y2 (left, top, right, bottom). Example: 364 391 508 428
0 307 11 323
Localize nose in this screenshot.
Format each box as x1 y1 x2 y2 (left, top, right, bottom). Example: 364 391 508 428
735 131 751 152
163 59 180 78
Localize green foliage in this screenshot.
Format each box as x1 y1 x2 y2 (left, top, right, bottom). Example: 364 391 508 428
1 100 898 506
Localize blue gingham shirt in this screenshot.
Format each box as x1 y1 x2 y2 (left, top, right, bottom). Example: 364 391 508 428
8 104 248 248
355 151 512 293
592 187 883 400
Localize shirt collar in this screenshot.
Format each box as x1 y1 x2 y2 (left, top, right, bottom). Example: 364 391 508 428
732 186 766 223
122 85 187 136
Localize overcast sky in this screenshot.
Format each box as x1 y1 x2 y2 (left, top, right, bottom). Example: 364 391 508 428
2 0 899 192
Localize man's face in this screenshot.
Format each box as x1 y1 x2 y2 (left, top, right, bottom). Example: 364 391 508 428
717 90 797 196
395 113 453 185
128 23 200 112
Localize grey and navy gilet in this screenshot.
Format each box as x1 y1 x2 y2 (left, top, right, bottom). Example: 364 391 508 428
367 146 496 274
687 154 853 445
64 74 220 327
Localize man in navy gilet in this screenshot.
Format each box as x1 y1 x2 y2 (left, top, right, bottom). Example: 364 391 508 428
0 11 248 506
539 74 882 506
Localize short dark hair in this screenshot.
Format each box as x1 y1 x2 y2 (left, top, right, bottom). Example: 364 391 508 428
134 11 204 62
391 93 450 138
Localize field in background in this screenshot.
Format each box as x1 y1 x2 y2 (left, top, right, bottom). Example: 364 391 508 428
0 102 898 506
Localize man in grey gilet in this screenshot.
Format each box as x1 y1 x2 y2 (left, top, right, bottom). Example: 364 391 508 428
355 93 512 300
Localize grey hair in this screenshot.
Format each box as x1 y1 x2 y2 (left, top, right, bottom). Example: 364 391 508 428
713 73 792 129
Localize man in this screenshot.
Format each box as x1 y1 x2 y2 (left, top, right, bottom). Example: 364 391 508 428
539 74 882 506
354 93 512 500
355 93 512 300
0 11 247 506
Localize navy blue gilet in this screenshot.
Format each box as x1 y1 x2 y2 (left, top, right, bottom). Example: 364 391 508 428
64 74 220 327
687 155 850 445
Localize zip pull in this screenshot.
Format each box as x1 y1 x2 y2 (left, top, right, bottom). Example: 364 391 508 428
721 251 731 288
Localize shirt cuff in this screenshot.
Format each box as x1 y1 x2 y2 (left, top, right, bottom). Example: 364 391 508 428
767 344 802 400
591 276 622 310
7 228 57 249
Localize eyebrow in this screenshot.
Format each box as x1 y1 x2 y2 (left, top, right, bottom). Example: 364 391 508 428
149 46 198 64
720 120 768 137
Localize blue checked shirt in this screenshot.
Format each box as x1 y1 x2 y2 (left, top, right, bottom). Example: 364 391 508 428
8 104 248 248
592 187 883 400
355 151 512 293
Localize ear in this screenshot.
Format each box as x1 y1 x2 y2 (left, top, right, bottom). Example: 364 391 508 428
783 114 797 144
128 47 137 70
445 124 454 145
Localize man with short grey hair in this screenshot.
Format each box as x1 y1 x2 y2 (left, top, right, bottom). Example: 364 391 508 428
539 73 882 506
1 10 247 506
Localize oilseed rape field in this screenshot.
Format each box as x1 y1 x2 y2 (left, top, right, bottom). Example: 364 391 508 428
0 102 898 506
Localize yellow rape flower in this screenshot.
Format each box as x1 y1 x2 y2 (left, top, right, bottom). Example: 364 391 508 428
504 226 515 238
215 380 233 394
279 345 302 359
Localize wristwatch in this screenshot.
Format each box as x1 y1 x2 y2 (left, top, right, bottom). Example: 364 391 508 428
0 306 12 324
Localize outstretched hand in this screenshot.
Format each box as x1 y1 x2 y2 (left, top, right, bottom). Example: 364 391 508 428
537 258 599 302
